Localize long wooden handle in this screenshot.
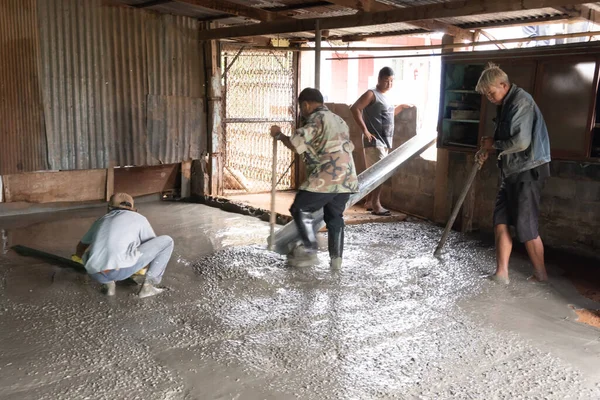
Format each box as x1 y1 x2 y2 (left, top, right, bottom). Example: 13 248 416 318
434 159 481 256
268 137 278 251
12 245 87 273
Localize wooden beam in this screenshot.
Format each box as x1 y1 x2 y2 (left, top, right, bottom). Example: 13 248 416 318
413 19 474 41
173 0 289 22
264 1 332 13
479 30 506 49
326 0 473 40
199 0 590 40
325 0 390 13
132 0 171 8
554 5 600 24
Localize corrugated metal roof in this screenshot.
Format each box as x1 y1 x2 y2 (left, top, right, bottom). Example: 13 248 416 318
442 8 567 27
107 0 599 41
37 0 206 171
0 0 48 175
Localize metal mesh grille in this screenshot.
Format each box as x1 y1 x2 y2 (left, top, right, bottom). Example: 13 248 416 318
222 46 296 194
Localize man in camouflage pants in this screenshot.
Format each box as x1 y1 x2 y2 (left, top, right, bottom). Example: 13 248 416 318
271 88 358 269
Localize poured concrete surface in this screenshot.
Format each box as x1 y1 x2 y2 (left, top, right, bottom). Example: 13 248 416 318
0 202 599 399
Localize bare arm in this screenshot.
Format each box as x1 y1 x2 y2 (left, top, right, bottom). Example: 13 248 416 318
270 125 296 152
394 104 414 115
350 90 376 143
75 242 89 258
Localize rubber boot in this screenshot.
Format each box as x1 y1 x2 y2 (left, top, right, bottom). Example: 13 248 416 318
288 211 318 267
138 281 165 298
328 227 344 269
103 281 116 296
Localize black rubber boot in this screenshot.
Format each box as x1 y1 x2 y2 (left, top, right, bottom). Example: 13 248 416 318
328 227 344 269
292 211 318 251
288 211 318 267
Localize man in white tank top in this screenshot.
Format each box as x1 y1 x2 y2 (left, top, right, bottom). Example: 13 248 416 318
351 67 413 215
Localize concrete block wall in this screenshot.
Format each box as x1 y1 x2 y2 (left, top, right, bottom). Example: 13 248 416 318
448 156 600 259
540 162 600 258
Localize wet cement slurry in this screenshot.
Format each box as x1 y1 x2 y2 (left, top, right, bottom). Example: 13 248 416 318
0 202 599 399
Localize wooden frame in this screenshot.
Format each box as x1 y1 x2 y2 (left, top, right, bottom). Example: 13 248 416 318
533 56 598 160
437 43 600 162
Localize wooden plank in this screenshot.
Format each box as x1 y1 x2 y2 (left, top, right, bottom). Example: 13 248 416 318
174 0 291 22
198 0 591 39
105 164 115 202
327 0 473 40
114 164 180 198
3 170 107 203
181 160 192 198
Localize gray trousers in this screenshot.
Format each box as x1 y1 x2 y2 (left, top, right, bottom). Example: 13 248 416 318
91 235 174 285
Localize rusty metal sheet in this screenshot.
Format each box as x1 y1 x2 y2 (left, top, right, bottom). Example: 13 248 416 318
38 0 146 169
146 14 204 98
146 95 205 164
37 0 205 170
0 0 48 175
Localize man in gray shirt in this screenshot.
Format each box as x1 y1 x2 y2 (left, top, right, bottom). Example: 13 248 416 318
351 67 413 215
75 193 174 297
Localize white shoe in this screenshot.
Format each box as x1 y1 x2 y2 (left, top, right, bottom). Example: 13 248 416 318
103 281 116 296
138 282 165 298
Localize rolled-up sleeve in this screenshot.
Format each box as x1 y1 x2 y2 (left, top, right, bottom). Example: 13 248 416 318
290 122 318 154
495 101 534 155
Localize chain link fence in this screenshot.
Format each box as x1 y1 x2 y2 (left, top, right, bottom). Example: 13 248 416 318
222 46 296 194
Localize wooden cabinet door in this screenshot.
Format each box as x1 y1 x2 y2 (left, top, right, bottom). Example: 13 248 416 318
534 58 597 159
480 61 537 141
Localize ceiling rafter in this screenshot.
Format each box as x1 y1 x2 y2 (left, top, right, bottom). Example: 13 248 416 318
197 0 592 40
172 0 292 22
554 5 600 24
325 0 474 41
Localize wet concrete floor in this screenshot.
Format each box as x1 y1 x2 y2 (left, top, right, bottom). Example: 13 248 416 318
0 201 599 399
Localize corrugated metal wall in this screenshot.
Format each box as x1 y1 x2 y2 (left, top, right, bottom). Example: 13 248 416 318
0 0 48 175
0 0 205 174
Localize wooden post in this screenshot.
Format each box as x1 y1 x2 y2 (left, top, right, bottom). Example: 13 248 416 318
433 34 456 224
269 138 278 251
181 160 192 199
105 163 114 201
315 19 321 90
204 28 224 197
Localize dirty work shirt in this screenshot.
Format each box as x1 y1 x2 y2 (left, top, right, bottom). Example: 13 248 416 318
80 210 156 274
362 88 394 149
290 105 358 193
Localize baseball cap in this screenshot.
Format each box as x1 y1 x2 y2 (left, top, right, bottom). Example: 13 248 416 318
108 193 135 211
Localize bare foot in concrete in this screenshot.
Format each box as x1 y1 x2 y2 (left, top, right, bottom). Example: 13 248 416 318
138 283 165 298
102 281 116 296
527 273 548 284
487 274 510 285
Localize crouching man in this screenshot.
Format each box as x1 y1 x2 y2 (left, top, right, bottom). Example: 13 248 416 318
75 193 174 297
271 88 358 269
